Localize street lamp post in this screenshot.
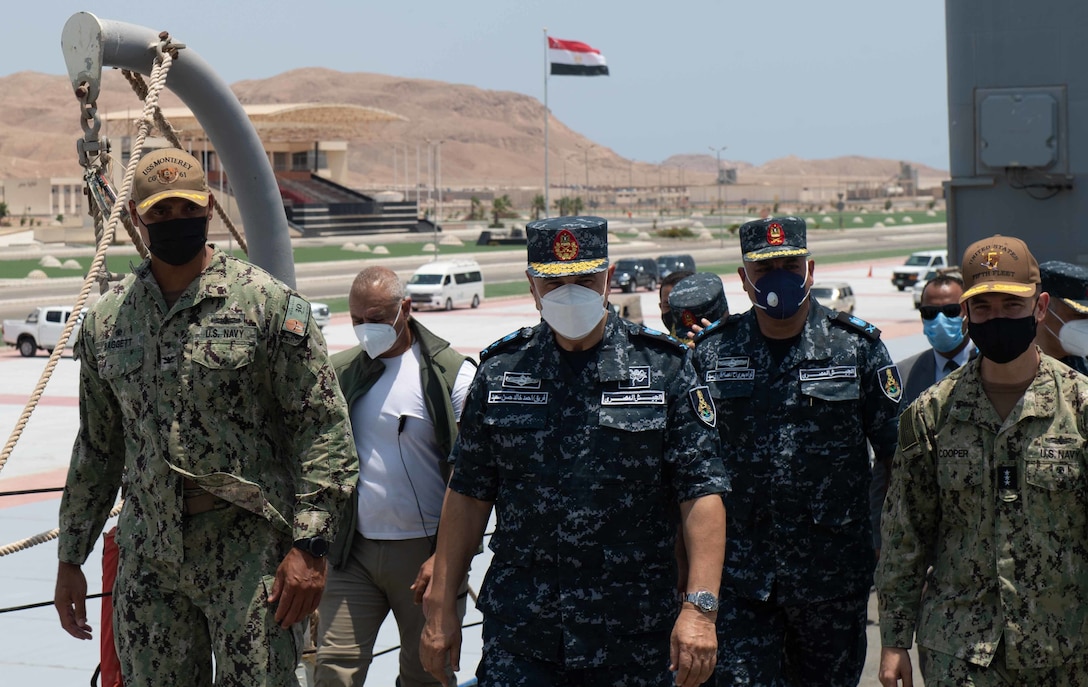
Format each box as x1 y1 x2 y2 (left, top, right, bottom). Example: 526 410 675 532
576 143 594 211
708 145 727 247
434 140 444 260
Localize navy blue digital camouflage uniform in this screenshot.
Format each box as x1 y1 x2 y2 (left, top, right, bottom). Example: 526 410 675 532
692 303 900 686
449 311 729 686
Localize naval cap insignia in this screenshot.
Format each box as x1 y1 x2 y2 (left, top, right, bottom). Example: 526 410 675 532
552 229 580 261
767 222 785 246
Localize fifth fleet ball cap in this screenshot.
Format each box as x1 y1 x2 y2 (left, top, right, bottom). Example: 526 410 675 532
959 235 1040 303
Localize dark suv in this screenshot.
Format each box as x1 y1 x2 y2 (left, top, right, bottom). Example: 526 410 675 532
610 258 659 292
656 254 696 278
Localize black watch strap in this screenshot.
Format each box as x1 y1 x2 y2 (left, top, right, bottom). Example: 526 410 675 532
293 536 329 558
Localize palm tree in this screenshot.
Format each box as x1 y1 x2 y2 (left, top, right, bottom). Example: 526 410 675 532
0 202 8 223
530 194 546 220
466 196 485 221
491 195 514 226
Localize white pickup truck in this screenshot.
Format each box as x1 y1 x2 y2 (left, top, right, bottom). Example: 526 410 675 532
2 306 85 357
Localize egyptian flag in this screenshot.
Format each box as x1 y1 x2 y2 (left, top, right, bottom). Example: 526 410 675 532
549 37 610 76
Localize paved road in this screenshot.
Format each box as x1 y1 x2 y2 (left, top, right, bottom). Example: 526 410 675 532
0 223 945 325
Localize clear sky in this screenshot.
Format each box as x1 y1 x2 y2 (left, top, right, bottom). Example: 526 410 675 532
3 0 950 169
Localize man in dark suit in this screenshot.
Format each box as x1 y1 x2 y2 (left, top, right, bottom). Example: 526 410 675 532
871 272 972 558
896 273 974 407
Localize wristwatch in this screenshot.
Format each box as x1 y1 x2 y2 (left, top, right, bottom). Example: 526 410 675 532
293 536 329 558
682 590 720 613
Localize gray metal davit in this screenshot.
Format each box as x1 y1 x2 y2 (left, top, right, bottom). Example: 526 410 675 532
60 11 296 288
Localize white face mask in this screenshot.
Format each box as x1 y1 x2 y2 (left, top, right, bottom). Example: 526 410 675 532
354 305 403 358
539 282 606 341
1049 308 1088 357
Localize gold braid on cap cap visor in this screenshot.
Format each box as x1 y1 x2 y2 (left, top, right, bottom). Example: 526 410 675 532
1062 298 1088 315
135 190 211 213
528 257 608 276
744 247 810 261
960 282 1037 301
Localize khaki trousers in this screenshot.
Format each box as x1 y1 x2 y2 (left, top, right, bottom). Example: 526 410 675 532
315 536 468 687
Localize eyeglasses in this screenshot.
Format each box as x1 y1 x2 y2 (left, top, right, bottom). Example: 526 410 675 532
919 304 963 320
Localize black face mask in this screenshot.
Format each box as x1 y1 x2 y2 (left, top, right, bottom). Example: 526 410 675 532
968 314 1038 364
145 216 208 266
661 310 677 336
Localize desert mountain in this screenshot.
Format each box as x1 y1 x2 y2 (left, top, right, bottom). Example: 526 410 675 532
0 68 946 190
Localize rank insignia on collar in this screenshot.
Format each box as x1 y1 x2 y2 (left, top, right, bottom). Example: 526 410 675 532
689 385 717 428
878 364 903 402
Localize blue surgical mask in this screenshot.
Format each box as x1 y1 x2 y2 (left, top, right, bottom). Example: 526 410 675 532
922 313 965 354
745 265 809 319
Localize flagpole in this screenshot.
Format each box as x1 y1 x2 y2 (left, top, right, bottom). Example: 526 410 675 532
543 27 550 219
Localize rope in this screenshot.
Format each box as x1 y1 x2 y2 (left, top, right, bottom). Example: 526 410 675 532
0 52 175 481
121 70 249 255
0 501 123 557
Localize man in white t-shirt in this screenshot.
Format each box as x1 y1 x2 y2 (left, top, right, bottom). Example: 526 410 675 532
316 266 475 687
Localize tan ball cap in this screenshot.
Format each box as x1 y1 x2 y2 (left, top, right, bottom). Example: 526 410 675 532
132 148 210 214
959 235 1040 303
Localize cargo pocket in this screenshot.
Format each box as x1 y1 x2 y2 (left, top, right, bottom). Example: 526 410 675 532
1026 435 1086 531
597 405 667 482
192 339 257 370
936 458 983 527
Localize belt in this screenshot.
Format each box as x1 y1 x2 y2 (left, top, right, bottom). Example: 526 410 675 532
182 489 231 516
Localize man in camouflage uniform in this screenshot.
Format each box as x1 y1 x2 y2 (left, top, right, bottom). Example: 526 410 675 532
878 235 1088 685
420 216 729 687
52 148 358 686
691 216 901 686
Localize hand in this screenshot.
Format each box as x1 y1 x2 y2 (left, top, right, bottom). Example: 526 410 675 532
268 546 327 628
669 607 717 687
683 318 714 348
410 554 435 605
55 561 92 640
878 647 914 687
420 589 462 687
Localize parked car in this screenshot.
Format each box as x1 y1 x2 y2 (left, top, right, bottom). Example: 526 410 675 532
891 249 948 291
656 253 696 279
406 259 484 310
912 266 963 309
2 305 85 357
810 282 856 314
310 302 331 329
610 257 659 293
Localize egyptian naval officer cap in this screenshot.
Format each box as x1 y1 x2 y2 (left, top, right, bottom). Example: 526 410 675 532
526 216 609 278
959 234 1040 303
1040 260 1088 315
739 216 811 262
668 272 730 330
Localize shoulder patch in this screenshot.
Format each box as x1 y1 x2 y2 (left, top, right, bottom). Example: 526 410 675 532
689 385 717 428
282 294 311 337
831 310 881 340
632 323 686 351
480 327 535 361
878 364 903 403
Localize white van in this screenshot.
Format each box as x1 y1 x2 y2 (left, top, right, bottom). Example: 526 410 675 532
406 259 484 311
